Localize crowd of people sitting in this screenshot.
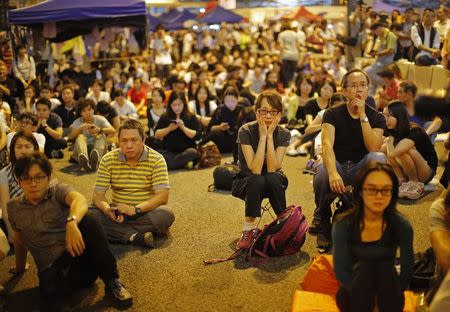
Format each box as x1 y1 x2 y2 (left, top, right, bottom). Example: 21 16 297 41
0 3 449 311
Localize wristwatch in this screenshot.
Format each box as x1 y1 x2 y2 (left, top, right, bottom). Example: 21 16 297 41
360 116 369 123
66 215 78 223
134 206 142 215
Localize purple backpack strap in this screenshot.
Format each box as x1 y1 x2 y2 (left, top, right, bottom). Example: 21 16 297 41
203 249 243 265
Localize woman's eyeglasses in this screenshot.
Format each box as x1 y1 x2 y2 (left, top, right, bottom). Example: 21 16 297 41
362 187 393 197
257 109 279 116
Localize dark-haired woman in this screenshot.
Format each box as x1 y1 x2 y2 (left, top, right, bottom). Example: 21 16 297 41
286 76 315 124
287 79 336 156
206 86 244 154
188 85 217 127
333 161 413 312
0 131 39 243
232 90 290 249
382 101 437 200
154 92 202 170
146 88 166 149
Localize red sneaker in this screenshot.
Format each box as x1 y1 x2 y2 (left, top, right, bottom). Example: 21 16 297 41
236 229 260 249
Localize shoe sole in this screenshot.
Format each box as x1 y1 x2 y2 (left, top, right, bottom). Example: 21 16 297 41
143 232 155 248
78 154 91 171
90 150 99 171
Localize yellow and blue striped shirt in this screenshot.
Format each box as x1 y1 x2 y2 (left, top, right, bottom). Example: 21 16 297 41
94 146 169 205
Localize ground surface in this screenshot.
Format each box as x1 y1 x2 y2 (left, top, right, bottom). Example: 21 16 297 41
0 152 444 312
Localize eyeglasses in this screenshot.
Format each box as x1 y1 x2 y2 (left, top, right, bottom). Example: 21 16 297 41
19 175 48 184
257 109 280 116
348 83 369 89
362 187 393 197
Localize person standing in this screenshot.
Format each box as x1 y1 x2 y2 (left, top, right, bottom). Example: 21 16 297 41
278 23 302 88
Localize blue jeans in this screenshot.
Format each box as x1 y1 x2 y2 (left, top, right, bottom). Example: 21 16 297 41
312 152 386 221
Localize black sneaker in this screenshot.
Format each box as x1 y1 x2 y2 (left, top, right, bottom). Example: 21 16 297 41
316 232 332 251
308 218 322 235
51 149 64 159
107 279 132 306
90 149 100 171
132 232 154 248
78 153 91 171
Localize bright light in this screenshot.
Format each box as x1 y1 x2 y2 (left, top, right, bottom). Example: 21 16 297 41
200 8 205 13
209 24 220 30
193 25 198 30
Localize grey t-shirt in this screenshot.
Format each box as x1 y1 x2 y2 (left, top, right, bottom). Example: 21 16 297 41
237 121 290 175
7 183 73 272
429 198 450 234
277 30 301 61
71 115 111 145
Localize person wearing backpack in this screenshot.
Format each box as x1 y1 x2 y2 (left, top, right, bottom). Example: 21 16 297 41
232 90 290 249
411 8 441 66
332 161 414 312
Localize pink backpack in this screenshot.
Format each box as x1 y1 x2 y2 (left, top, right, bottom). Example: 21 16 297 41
204 205 308 266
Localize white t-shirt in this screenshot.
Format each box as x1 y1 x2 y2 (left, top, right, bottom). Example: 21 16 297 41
277 30 301 61
111 100 139 120
188 100 217 117
151 35 173 65
7 132 46 152
86 91 111 104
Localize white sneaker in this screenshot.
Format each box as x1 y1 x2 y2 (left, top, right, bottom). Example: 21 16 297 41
297 147 308 156
286 147 299 156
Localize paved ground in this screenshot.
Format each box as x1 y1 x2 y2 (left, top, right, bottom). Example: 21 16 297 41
0 151 445 312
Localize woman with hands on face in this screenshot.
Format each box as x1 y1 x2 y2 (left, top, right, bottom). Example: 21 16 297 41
231 90 291 250
154 91 202 170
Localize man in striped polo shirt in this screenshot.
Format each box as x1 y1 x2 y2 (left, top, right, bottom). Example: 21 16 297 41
91 119 175 248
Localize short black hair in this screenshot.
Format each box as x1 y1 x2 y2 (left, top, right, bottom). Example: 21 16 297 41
40 84 52 92
113 89 125 99
14 152 53 180
76 98 96 115
370 22 384 31
399 81 417 97
341 69 370 89
118 119 145 140
35 97 52 110
18 112 38 126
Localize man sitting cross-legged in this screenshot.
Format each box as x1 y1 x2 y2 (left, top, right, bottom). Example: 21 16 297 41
68 99 115 171
91 119 175 248
7 152 132 311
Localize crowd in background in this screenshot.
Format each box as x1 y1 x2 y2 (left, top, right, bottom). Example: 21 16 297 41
0 3 449 311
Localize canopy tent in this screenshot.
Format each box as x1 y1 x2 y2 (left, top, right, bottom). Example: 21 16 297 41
148 8 196 31
8 0 146 41
197 6 244 25
282 6 323 22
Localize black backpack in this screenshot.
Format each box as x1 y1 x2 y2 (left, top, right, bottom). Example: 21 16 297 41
208 164 239 192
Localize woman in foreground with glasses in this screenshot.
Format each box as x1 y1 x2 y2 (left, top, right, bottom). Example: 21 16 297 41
332 161 414 312
0 131 39 244
231 90 290 249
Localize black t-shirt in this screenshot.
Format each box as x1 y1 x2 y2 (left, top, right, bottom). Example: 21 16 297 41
207 104 244 136
100 105 118 125
155 113 202 153
237 121 290 175
295 104 307 122
52 104 77 128
405 127 438 171
0 76 18 110
304 98 325 119
37 113 63 144
322 104 386 163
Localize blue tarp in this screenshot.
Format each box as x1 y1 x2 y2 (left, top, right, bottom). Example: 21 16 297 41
148 9 196 31
198 6 243 25
9 0 146 25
